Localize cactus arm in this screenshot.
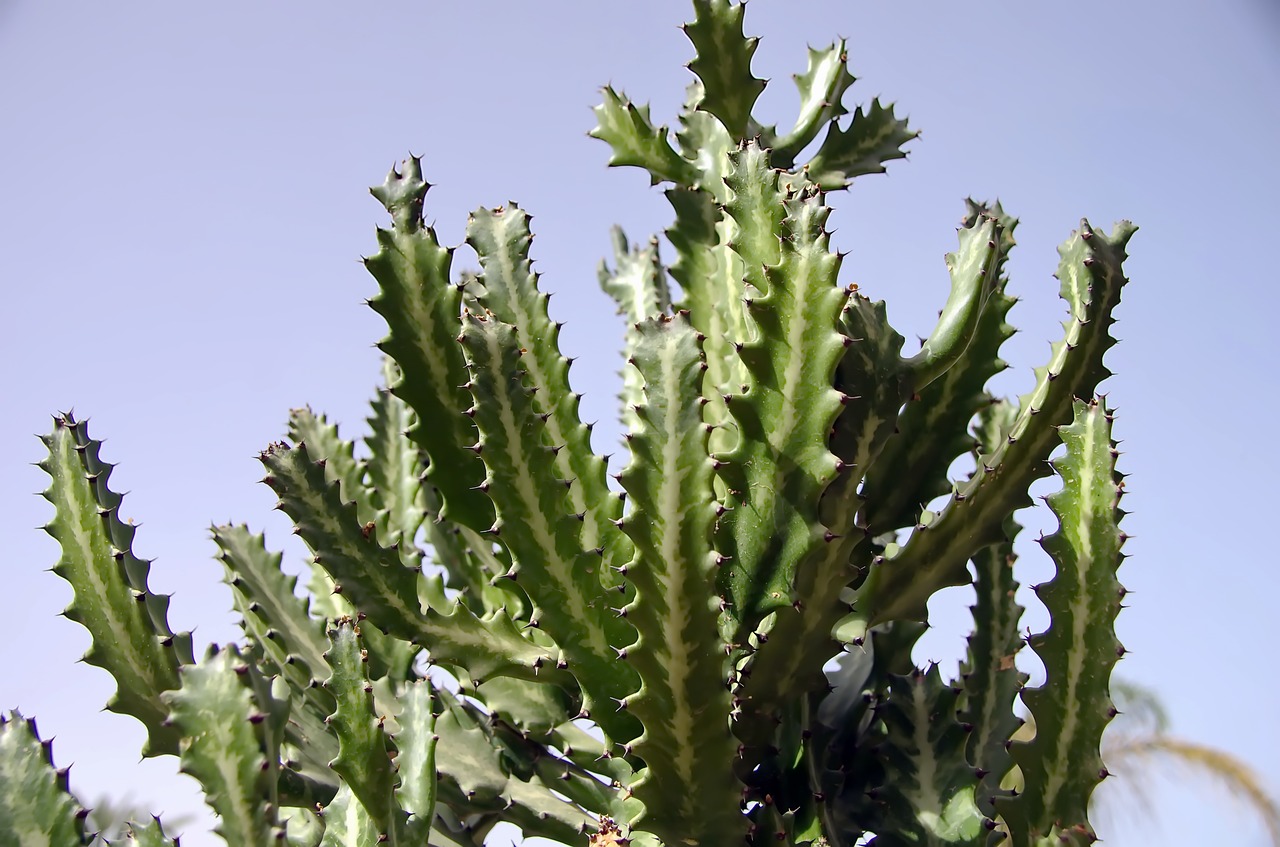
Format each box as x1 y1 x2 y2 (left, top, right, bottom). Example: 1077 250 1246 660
0 712 91 846
599 227 671 434
864 220 1135 624
459 312 640 742
392 681 438 842
998 400 1126 845
871 667 985 846
214 524 340 787
804 100 917 191
616 313 744 846
903 217 1003 390
365 158 493 533
716 145 848 637
318 786 381 847
958 401 1027 815
683 0 768 139
589 88 698 186
261 441 563 686
324 619 410 843
289 407 376 528
861 201 1018 537
163 647 282 846
39 413 192 756
466 204 629 578
365 358 429 565
771 41 856 168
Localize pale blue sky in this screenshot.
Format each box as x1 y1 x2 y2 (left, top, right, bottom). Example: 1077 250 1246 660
2 2 1278 845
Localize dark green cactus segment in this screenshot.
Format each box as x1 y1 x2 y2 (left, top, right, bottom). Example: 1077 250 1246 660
391 681 438 841
0 712 90 846
365 357 429 566
324 619 409 842
684 0 767 138
804 99 917 191
164 647 281 846
289 406 376 528
772 41 857 168
716 148 849 637
861 203 1019 538
458 312 639 742
261 441 559 686
39 413 192 757
599 227 672 434
958 400 1026 816
904 216 1004 390
999 400 1126 846
466 204 629 579
866 220 1135 625
872 667 985 847
366 158 493 534
590 87 698 186
616 313 744 847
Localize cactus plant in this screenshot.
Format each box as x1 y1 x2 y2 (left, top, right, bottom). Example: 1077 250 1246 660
5 2 1139 845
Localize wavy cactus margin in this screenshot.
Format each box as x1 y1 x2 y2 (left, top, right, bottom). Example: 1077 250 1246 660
6 2 1136 846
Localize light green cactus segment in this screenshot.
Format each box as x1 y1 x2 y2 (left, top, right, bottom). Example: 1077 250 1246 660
318 786 381 847
123 817 178 846
0 712 89 847
288 407 376 528
664 186 749 445
458 312 640 741
163 648 279 847
615 314 744 846
772 41 856 167
599 227 672 434
215 524 337 798
904 217 1003 390
39 413 192 757
684 0 767 138
261 441 561 686
391 680 438 841
281 807 325 847
999 400 1126 846
239 652 294 816
958 401 1026 815
590 87 698 186
716 147 848 636
673 83 737 197
466 204 629 575
324 619 409 843
433 691 592 844
866 220 1135 625
804 99 917 191
365 157 493 534
861 202 1018 537
215 524 332 687
365 357 429 566
873 667 986 847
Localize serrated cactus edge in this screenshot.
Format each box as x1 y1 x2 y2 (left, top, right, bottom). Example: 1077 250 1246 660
12 3 1153 846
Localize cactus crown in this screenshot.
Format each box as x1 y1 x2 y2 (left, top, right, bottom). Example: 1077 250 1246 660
5 2 1134 846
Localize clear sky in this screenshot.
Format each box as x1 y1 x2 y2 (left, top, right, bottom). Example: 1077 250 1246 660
2 2 1278 845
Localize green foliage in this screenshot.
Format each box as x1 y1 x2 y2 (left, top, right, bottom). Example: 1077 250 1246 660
11 3 1153 846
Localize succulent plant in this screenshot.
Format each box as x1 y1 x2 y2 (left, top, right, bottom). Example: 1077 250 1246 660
3 1 1134 845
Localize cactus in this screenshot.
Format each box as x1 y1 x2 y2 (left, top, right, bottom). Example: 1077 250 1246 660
6 2 1140 845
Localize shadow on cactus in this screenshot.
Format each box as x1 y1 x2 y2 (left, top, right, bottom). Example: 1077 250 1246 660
6 2 1142 845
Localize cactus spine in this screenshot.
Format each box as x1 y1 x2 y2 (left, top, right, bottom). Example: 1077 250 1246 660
7 3 1135 845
